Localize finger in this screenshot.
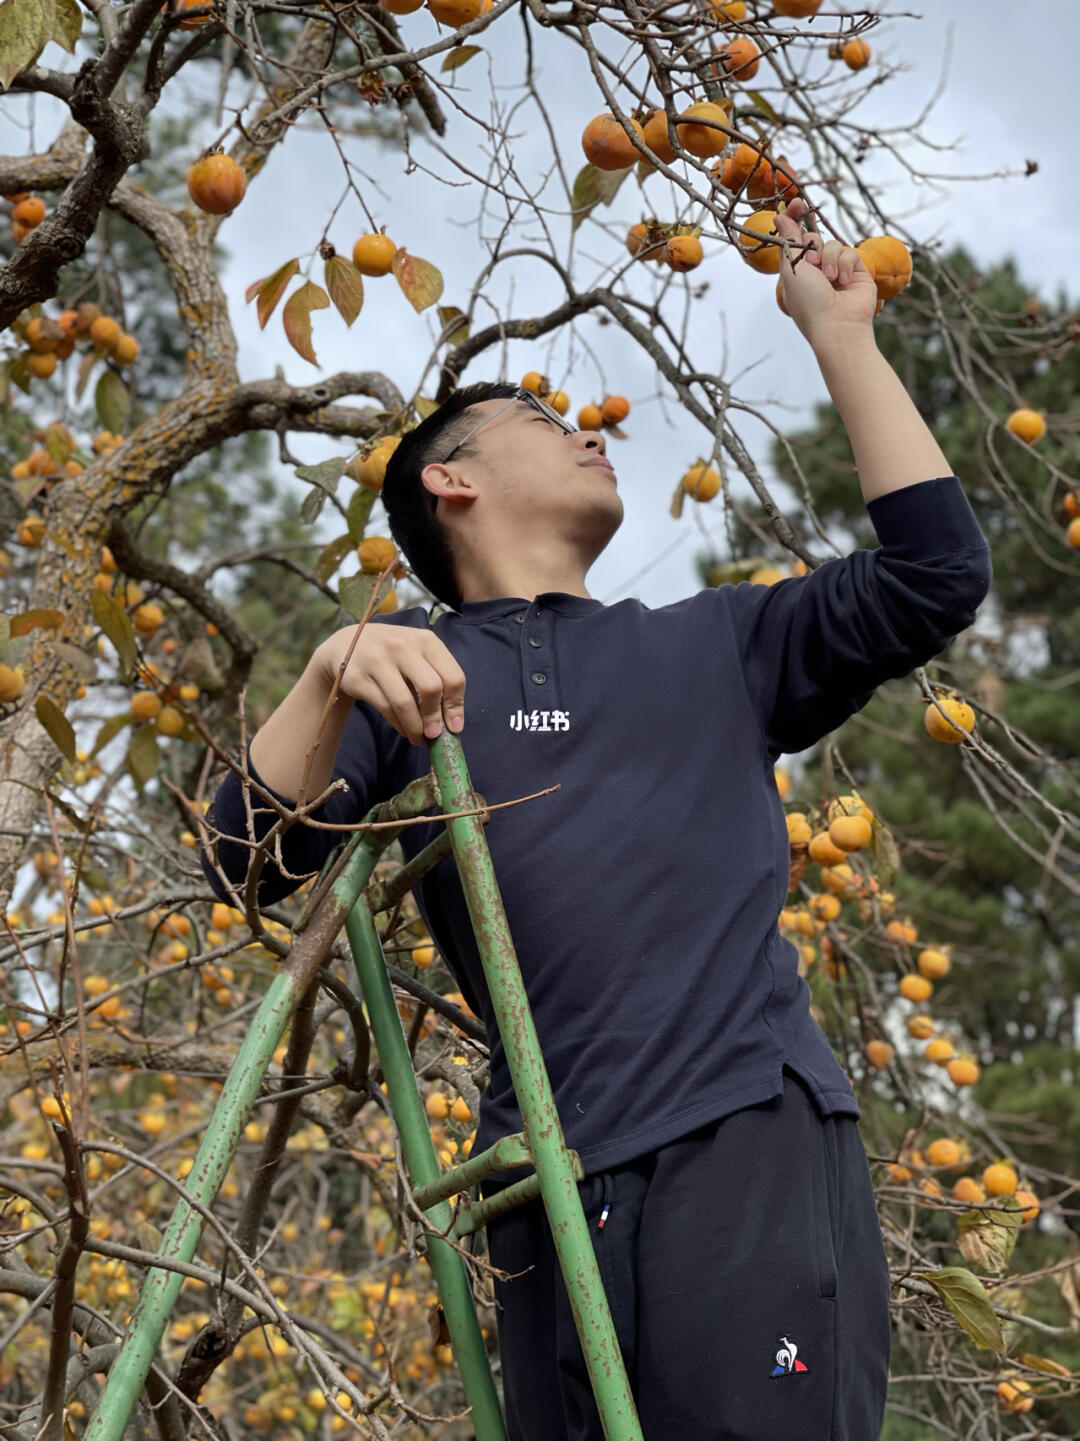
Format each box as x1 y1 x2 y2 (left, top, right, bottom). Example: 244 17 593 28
400 657 451 740
365 675 420 746
819 239 846 279
374 669 429 746
430 652 467 734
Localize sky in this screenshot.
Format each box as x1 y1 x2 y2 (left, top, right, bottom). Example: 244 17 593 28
2 0 1076 614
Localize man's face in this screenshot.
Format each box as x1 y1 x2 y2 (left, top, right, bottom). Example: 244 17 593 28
421 396 625 558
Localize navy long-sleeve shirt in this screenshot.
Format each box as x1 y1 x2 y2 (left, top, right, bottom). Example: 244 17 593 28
201 475 992 1180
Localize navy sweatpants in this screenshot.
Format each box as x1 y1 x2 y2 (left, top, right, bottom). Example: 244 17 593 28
480 1066 891 1441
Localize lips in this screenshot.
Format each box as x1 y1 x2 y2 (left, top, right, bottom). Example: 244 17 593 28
581 458 614 473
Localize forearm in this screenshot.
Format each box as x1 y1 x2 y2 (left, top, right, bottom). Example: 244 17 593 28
248 649 354 805
812 335 954 504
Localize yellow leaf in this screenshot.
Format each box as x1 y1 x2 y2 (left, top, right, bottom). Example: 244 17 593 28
282 281 330 366
247 258 299 330
10 608 64 636
391 249 444 313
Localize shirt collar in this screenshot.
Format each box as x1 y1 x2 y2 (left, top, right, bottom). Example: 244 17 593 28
456 591 606 624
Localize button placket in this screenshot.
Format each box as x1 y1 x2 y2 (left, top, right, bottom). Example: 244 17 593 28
518 606 560 712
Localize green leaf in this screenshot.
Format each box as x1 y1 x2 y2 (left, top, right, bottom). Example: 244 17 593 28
414 394 440 418
324 254 364 328
300 487 328 525
49 0 81 51
10 352 31 394
247 257 299 330
91 589 137 678
44 425 71 465
436 306 468 347
0 0 48 90
35 694 75 764
868 814 901 889
316 534 355 584
346 486 376 543
128 722 160 786
441 44 481 72
569 162 631 233
91 711 133 759
295 457 346 492
956 1197 1023 1276
282 280 330 366
11 474 44 507
10 607 63 636
915 1267 1004 1352
95 368 130 436
747 90 781 125
338 572 387 622
391 250 444 314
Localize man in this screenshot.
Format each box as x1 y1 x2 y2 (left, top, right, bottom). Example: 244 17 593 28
200 197 992 1440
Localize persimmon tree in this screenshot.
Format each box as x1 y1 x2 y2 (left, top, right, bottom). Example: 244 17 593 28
2 1 1079 1437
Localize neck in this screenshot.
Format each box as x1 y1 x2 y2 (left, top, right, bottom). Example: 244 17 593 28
455 545 595 606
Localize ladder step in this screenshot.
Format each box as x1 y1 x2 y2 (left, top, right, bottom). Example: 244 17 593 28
451 1152 584 1239
413 1131 533 1211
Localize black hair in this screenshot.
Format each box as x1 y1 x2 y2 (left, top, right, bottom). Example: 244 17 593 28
381 381 519 612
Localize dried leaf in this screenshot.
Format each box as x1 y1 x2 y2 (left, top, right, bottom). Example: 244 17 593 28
414 394 441 418
91 589 137 678
74 347 98 402
441 44 481 72
868 814 901 889
324 254 364 328
51 640 96 680
10 608 63 636
316 534 355 583
570 162 631 233
282 280 330 366
128 722 160 787
436 306 469 347
346 487 376 543
248 257 299 330
956 1198 1022 1275
35 695 75 764
91 712 133 759
1016 1352 1073 1378
391 250 444 313
669 475 686 520
95 368 130 436
748 90 781 125
915 1266 1004 1352
50 0 80 51
0 0 48 90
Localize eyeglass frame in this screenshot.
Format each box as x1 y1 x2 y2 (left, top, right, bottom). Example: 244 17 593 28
426 386 578 512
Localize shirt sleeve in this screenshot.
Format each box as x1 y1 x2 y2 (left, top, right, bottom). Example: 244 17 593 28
732 475 993 759
198 699 384 908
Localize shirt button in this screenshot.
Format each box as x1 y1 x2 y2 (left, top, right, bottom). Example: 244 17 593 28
531 671 547 685
528 636 543 648
513 612 525 624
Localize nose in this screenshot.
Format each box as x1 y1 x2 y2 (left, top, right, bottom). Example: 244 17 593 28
571 429 606 456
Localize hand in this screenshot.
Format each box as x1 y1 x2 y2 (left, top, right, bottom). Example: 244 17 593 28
316 623 466 746
774 197 879 347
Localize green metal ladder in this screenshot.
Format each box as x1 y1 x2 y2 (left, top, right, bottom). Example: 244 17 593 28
84 731 642 1440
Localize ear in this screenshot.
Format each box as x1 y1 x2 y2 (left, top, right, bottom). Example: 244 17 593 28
421 462 479 509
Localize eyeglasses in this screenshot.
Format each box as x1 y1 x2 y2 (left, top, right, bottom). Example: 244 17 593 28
441 386 576 464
